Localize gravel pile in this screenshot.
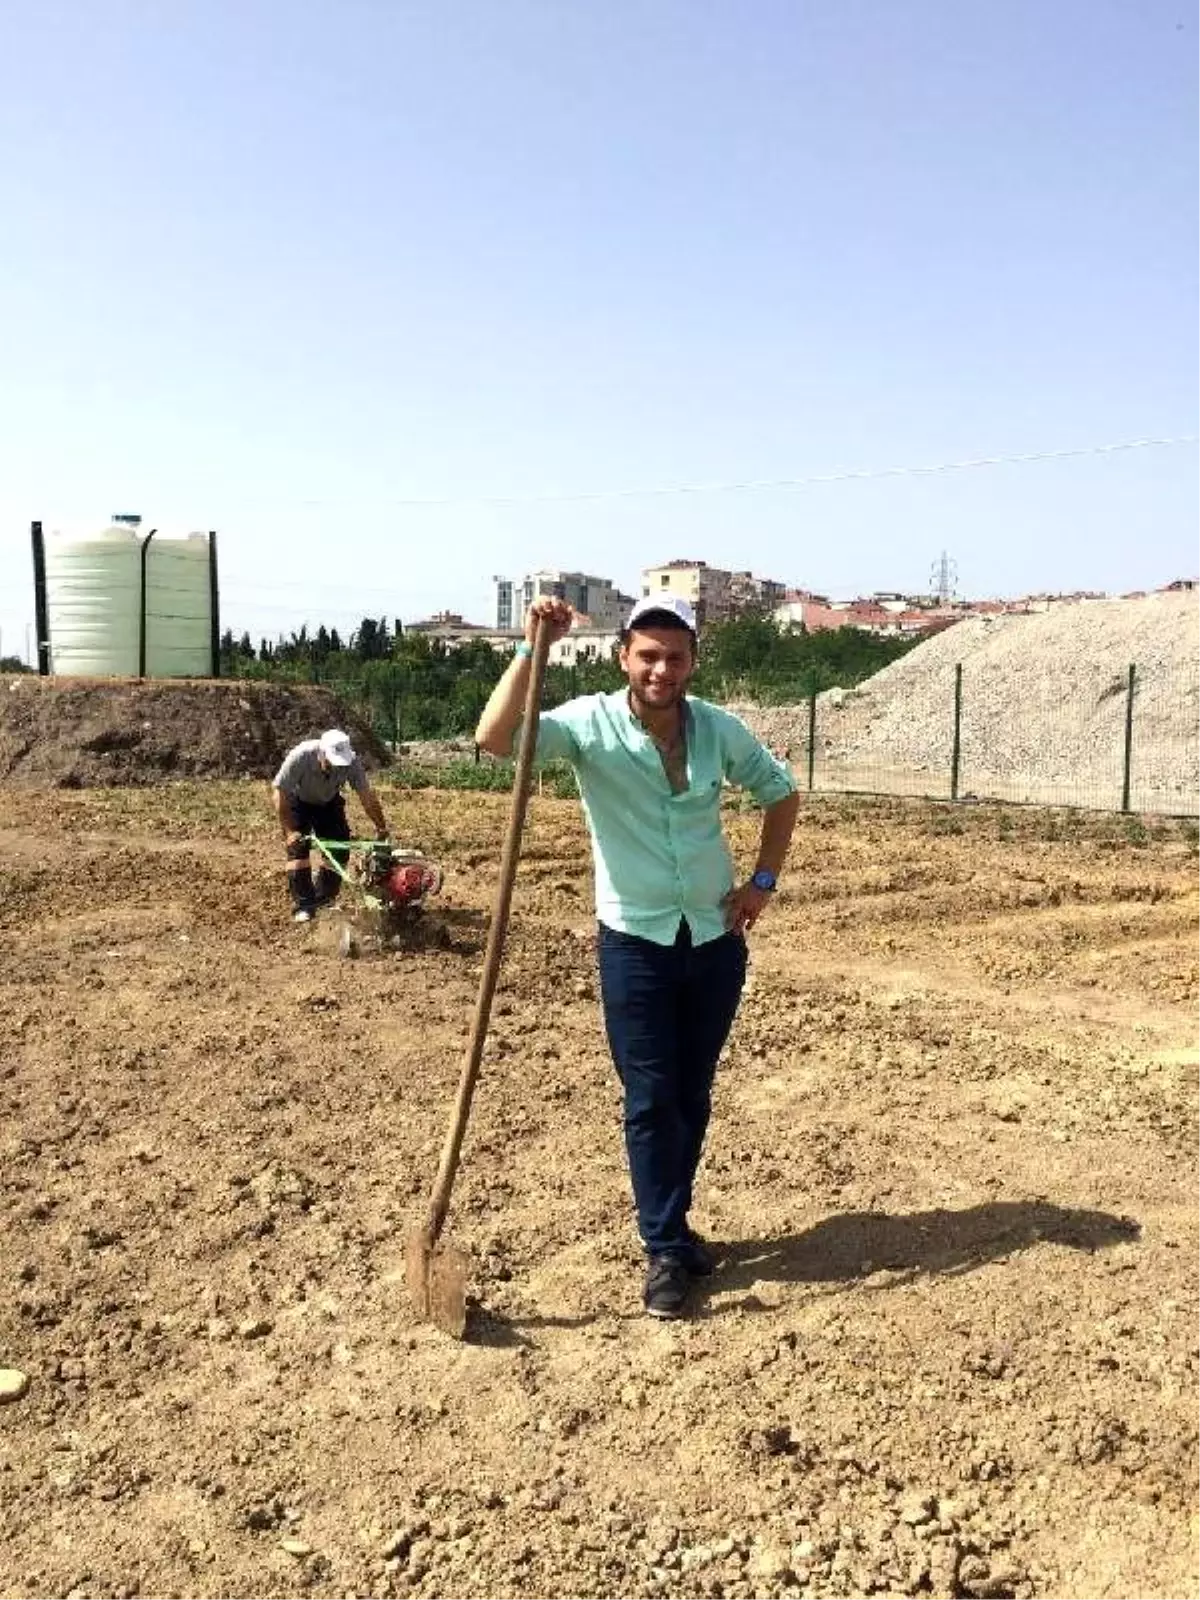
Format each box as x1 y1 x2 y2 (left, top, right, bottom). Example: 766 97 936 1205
733 592 1199 813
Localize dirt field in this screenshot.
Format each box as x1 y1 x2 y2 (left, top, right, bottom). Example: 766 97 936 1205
1 783 1196 1600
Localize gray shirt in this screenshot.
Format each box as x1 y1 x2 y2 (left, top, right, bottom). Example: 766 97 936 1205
273 740 368 805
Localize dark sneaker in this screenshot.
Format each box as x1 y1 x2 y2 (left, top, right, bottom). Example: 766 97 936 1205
682 1229 718 1277
643 1255 691 1319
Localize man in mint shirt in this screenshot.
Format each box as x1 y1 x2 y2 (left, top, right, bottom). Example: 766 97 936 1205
476 594 800 1318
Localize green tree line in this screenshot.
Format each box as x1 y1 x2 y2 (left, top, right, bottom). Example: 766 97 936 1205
218 611 919 746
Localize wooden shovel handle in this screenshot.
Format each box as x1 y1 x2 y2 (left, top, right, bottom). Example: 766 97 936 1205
420 614 554 1243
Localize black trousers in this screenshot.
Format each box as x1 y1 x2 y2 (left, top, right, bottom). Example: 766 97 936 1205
286 795 351 911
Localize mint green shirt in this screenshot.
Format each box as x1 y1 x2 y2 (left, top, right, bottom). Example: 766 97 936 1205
534 691 796 946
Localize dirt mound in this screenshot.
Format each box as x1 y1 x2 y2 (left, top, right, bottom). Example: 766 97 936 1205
0 676 388 788
735 592 1199 813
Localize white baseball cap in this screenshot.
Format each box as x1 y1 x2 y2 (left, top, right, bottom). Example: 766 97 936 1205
624 594 698 634
319 729 356 766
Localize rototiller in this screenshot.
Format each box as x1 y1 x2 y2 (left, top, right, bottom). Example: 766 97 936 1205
307 835 445 956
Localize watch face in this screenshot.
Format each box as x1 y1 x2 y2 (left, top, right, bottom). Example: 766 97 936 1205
752 870 776 891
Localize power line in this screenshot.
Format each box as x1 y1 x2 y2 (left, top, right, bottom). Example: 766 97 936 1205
251 433 1196 509
6 437 1193 537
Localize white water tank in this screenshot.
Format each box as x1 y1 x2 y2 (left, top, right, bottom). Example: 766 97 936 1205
44 522 143 676
144 532 215 677
43 519 216 677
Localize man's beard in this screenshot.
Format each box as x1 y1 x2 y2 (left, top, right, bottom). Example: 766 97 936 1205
631 680 685 710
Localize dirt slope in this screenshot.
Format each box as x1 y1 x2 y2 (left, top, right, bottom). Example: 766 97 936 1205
0 786 1196 1600
736 592 1199 813
0 676 387 787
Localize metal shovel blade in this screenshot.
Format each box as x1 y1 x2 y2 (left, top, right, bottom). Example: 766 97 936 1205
405 1228 470 1339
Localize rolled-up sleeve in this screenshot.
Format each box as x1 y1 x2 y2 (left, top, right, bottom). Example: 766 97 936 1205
716 709 797 806
528 705 582 764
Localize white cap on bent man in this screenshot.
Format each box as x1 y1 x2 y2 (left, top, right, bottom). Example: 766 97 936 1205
318 729 356 766
624 594 698 634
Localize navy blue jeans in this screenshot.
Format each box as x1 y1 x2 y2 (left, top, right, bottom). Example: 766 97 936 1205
597 920 748 1257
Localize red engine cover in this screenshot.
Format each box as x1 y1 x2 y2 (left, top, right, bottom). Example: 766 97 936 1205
386 862 432 904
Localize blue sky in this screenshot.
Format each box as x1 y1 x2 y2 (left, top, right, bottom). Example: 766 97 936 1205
1 0 1195 658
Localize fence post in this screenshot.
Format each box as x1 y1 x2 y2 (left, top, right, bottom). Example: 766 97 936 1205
806 689 817 793
950 663 963 801
208 531 220 678
137 527 158 680
31 521 51 675
1121 662 1136 813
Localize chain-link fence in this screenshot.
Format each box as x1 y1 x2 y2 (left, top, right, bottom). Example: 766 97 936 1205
775 659 1199 816
235 646 1199 816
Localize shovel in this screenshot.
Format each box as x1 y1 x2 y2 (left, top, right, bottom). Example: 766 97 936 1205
405 615 554 1336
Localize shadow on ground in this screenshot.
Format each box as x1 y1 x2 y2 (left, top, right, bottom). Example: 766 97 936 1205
471 1202 1140 1340
712 1200 1140 1297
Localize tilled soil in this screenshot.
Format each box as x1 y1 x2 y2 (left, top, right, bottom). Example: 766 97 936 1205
0 785 1196 1600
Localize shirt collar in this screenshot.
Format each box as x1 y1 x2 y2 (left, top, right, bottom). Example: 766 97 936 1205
623 691 692 741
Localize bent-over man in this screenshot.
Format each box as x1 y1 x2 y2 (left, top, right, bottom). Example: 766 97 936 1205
271 728 389 923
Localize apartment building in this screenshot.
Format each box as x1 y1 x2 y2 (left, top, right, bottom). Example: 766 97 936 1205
405 611 519 650
548 626 621 666
639 560 723 626
729 569 788 613
494 570 636 632
641 560 786 626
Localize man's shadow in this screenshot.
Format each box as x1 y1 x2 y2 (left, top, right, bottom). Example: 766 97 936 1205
709 1200 1139 1299
468 1201 1140 1340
